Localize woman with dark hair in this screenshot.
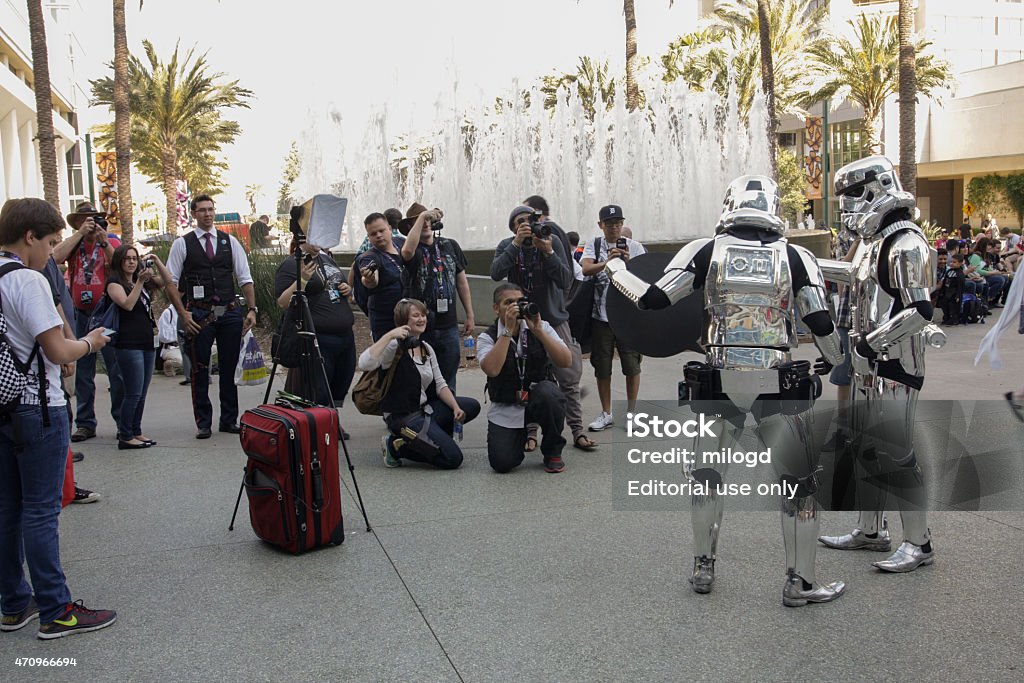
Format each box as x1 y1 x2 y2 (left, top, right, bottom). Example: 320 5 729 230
357 298 480 469
106 245 172 449
0 198 116 638
274 237 356 409
968 237 1008 308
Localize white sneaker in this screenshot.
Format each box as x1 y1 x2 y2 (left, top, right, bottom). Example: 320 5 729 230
588 412 614 432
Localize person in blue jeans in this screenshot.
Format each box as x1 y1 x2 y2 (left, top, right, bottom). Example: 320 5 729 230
106 246 179 449
0 197 116 638
358 299 480 469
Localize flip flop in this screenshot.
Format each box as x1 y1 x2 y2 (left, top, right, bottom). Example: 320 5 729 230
524 436 538 453
574 434 598 451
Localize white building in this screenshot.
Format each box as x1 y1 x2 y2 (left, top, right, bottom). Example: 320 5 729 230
694 0 1024 228
0 0 88 212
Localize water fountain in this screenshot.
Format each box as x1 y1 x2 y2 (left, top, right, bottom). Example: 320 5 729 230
294 79 771 251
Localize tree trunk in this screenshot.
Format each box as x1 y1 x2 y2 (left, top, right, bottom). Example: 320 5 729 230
162 150 179 235
863 111 883 155
624 0 640 112
898 0 917 195
756 0 778 180
113 0 135 243
26 0 60 209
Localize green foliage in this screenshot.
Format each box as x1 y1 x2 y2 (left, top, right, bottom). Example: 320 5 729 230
540 56 617 120
661 0 828 120
90 40 253 202
248 249 290 331
1003 174 1024 227
776 148 807 228
967 174 1011 217
277 142 302 215
801 13 952 152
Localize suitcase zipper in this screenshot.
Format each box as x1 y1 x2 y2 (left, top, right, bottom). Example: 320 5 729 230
244 476 292 544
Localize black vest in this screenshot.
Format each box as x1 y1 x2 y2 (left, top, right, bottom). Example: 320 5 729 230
483 322 551 404
181 230 235 303
380 346 434 415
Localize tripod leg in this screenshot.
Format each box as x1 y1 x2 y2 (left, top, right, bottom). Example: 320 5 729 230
228 471 246 530
337 425 372 532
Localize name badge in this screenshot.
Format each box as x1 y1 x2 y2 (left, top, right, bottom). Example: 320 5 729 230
192 285 205 300
436 298 449 313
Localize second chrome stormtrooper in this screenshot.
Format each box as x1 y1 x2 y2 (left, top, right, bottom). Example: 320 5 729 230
606 175 846 606
816 155 939 573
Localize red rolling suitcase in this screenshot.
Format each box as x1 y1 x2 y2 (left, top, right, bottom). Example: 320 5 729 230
239 404 344 553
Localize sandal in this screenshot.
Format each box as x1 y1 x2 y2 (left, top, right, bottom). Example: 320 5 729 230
573 434 598 451
524 436 538 453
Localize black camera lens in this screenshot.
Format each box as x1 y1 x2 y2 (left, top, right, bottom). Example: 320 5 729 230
399 335 421 350
94 215 109 229
516 299 539 319
431 220 444 232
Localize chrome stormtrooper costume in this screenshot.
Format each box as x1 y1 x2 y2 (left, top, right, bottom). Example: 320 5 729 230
816 155 942 573
606 176 846 606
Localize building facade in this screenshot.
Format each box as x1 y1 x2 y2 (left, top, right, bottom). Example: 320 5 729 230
0 0 88 212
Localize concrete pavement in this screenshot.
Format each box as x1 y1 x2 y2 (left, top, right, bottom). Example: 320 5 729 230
1 314 1022 682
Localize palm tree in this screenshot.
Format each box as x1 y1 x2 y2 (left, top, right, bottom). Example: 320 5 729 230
112 0 134 242
91 41 252 233
541 56 617 120
898 0 917 194
624 1 640 112
661 0 827 122
26 0 60 208
756 0 778 180
804 13 950 154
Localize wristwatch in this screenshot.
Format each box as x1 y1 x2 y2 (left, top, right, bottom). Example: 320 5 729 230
500 330 514 339
248 306 259 314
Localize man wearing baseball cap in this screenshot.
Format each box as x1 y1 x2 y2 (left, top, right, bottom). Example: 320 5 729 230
580 204 646 432
52 203 125 442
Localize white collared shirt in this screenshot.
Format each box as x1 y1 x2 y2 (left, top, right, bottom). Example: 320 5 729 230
166 226 254 287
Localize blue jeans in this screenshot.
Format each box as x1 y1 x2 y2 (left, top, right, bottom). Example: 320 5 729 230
385 396 481 469
0 406 72 623
184 307 242 430
114 348 156 440
423 324 461 393
73 309 124 431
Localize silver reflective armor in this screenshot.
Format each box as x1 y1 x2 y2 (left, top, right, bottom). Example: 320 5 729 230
705 236 795 364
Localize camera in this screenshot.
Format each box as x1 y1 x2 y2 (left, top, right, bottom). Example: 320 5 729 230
142 257 155 269
93 215 109 230
528 213 551 239
429 219 444 232
361 259 378 274
616 237 628 251
516 299 539 319
399 334 422 350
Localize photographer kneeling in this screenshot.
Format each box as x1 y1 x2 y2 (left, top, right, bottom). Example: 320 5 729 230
477 284 572 474
357 298 479 469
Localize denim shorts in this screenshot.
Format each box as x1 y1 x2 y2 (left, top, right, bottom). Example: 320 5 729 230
829 327 852 387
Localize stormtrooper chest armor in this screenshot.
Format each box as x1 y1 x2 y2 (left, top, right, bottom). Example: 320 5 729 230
704 236 796 359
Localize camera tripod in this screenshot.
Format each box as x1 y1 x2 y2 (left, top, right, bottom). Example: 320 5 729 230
229 240 371 533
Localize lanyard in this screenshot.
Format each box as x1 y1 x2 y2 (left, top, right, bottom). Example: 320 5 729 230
511 327 529 387
423 241 448 300
516 247 538 295
0 251 23 264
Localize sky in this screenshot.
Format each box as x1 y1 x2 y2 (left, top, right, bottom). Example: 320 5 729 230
74 0 699 216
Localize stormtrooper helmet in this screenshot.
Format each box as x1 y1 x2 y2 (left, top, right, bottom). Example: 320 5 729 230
717 175 784 234
834 155 915 237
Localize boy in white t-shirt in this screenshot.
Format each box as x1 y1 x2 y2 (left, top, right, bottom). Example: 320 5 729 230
0 198 116 639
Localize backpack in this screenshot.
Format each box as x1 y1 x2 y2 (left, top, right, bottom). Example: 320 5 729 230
350 346 419 416
0 263 48 423
566 237 602 349
961 292 984 324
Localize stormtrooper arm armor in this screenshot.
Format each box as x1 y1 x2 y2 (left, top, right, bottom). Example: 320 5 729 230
791 246 843 366
817 258 855 286
605 238 709 310
861 229 935 355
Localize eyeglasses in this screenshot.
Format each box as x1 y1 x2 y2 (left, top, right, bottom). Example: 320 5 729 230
124 256 139 261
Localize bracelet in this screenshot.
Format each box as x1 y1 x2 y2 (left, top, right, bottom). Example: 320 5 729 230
82 338 94 356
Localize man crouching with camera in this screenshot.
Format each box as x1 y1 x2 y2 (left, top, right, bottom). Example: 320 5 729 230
477 283 572 473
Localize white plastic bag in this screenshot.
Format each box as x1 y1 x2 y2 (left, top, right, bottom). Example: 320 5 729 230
234 330 269 386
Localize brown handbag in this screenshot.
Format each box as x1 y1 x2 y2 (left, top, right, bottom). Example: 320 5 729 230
351 356 401 416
